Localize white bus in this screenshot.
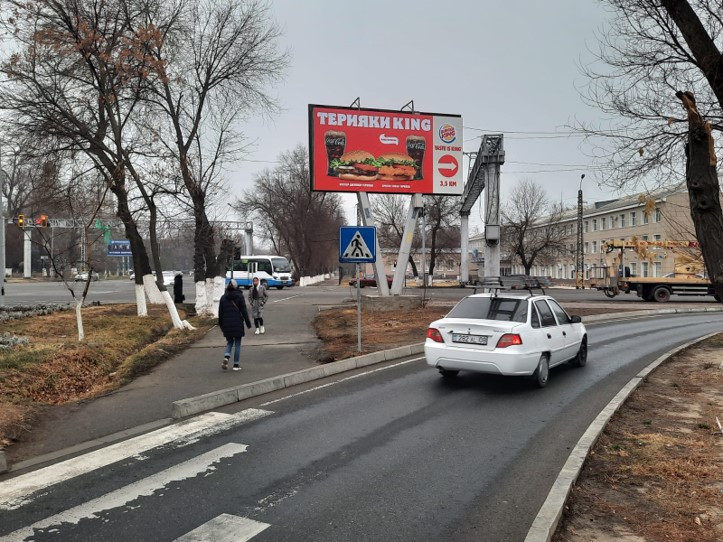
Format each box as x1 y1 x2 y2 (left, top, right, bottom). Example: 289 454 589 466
226 255 294 289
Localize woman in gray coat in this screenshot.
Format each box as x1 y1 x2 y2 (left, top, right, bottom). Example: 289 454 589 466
248 276 269 334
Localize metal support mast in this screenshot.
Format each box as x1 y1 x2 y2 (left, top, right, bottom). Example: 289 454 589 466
575 174 585 288
460 135 505 281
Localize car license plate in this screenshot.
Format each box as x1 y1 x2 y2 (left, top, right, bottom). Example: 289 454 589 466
452 333 488 345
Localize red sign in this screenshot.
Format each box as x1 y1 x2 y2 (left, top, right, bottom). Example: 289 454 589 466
437 154 458 178
309 104 463 195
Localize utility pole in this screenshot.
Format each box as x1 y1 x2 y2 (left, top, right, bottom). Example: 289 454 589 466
575 174 585 289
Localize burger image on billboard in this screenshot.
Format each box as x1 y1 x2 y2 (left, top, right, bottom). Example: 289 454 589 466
377 153 417 181
332 150 379 181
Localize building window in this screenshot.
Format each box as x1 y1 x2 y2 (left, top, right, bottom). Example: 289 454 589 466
601 217 607 230
584 221 589 233
654 262 662 277
592 241 598 253
631 211 637 226
584 242 589 254
655 208 662 222
593 219 598 231
619 214 626 228
643 212 649 225
654 234 662 241
642 261 649 277
642 235 649 241
630 262 637 276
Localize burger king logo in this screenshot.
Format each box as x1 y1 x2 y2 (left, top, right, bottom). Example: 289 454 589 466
439 124 456 144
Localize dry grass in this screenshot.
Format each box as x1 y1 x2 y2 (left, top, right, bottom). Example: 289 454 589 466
0 305 213 448
554 338 723 542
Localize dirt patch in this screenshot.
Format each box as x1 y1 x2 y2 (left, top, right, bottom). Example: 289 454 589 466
554 334 723 542
0 305 213 449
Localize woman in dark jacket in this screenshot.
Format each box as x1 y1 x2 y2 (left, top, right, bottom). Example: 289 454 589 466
218 279 252 371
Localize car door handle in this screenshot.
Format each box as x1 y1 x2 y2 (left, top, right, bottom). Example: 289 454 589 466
563 331 567 336
547 333 552 339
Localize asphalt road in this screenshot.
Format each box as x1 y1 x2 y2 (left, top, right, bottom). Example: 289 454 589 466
2 312 722 541
3 278 720 306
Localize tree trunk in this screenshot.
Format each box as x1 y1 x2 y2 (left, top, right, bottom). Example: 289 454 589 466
676 91 723 301
407 254 418 277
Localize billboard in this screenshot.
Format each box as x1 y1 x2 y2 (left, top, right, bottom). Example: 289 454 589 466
309 104 463 195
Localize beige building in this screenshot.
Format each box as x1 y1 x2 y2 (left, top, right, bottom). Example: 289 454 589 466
507 186 697 282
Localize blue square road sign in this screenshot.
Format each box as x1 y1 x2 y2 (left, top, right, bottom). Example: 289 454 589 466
339 226 376 263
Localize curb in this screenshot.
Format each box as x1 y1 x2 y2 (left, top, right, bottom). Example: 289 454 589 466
171 343 425 419
523 330 721 542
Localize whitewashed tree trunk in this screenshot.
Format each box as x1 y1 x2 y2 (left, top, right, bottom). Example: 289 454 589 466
160 290 196 330
195 276 226 317
143 274 164 304
135 284 148 317
75 299 85 341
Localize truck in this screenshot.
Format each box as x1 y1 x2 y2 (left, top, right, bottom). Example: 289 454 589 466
591 238 720 302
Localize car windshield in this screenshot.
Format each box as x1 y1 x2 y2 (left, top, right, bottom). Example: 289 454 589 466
271 257 291 273
446 296 528 323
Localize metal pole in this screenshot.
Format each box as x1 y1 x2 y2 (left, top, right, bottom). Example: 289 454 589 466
576 174 585 289
421 201 427 288
356 262 361 352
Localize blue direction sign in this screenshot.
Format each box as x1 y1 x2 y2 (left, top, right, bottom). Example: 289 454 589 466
108 240 132 257
339 226 376 263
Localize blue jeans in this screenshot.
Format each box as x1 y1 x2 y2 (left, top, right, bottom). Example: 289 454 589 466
224 336 242 364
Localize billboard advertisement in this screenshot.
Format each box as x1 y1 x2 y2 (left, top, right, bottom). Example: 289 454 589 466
309 104 463 195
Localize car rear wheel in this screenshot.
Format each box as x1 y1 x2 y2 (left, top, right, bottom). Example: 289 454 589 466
532 354 550 388
438 368 459 378
571 336 587 367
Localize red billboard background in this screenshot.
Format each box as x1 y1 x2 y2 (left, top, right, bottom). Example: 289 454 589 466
309 104 462 195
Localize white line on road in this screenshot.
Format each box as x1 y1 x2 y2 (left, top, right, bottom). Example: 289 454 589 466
175 514 270 542
272 293 303 303
259 357 424 407
1 443 248 542
0 409 272 511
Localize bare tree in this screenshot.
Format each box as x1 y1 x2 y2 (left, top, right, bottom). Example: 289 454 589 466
501 180 568 275
370 194 419 277
135 0 287 302
581 0 723 298
235 145 345 278
424 195 461 278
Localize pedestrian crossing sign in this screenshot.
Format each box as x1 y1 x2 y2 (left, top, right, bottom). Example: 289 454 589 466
339 226 376 263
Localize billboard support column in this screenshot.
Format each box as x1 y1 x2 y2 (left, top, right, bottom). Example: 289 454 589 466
357 192 390 296
460 212 469 283
390 194 423 295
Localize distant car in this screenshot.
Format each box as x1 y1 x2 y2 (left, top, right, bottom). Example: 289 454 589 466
425 292 587 387
75 271 99 282
349 274 394 288
162 271 178 287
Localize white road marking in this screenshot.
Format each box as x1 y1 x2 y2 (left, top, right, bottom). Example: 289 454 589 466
272 293 303 303
260 357 424 406
0 409 272 511
175 514 269 541
1 444 248 542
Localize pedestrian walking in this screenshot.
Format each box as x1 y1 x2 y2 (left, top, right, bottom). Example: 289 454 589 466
218 279 252 371
173 273 185 304
248 276 269 334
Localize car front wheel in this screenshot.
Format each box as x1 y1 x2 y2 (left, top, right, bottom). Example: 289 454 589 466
571 336 587 367
532 354 550 388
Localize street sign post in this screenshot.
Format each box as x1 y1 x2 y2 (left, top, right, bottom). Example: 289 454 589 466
339 226 377 352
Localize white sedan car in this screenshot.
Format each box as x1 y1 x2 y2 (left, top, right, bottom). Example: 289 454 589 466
425 293 587 387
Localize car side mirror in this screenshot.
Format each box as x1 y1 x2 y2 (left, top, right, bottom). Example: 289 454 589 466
570 315 582 323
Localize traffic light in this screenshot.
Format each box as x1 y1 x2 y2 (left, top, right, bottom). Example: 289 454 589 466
39 214 49 227
17 214 25 228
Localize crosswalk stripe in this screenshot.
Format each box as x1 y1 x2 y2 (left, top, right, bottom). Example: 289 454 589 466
0 409 272 511
1 443 248 542
175 514 270 541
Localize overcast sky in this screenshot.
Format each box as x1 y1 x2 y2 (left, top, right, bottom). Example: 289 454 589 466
226 0 615 233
